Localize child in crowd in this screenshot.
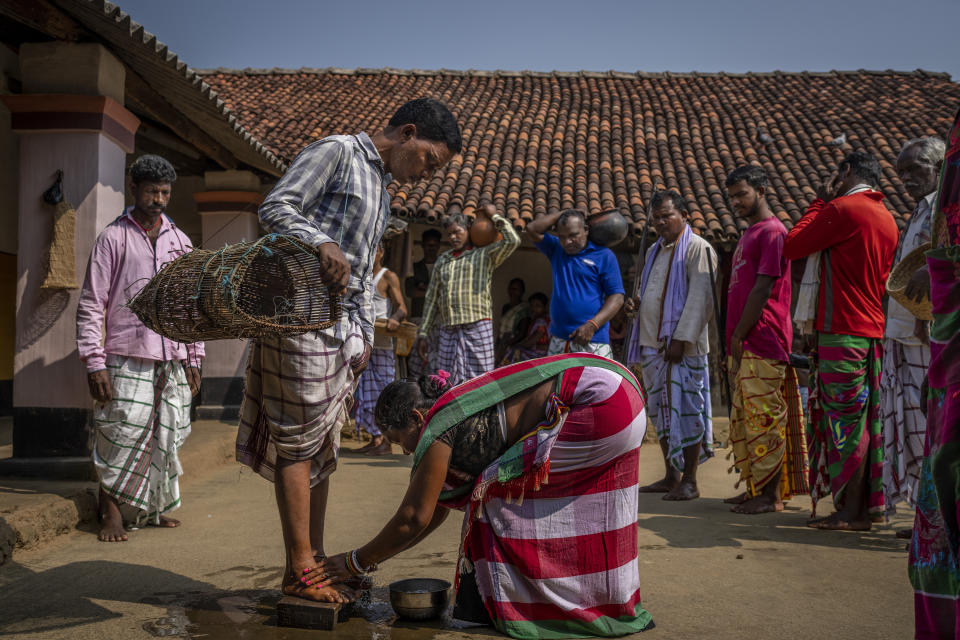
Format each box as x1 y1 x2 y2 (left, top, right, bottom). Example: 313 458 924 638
500 293 550 365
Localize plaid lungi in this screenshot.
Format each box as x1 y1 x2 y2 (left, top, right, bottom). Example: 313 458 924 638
432 319 495 385
547 335 615 359
881 339 930 514
237 323 364 487
93 354 192 524
355 347 395 437
637 345 713 471
407 332 437 381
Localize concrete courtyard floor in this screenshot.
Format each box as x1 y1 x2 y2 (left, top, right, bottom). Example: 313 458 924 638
0 425 914 640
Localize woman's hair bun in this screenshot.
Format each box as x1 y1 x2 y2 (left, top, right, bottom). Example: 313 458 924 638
418 375 445 401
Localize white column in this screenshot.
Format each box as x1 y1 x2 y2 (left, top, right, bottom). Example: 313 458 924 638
0 43 137 466
193 171 264 420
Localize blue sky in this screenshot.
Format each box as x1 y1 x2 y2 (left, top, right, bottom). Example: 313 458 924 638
118 0 958 80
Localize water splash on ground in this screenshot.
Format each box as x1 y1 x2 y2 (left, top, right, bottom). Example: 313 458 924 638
140 586 491 640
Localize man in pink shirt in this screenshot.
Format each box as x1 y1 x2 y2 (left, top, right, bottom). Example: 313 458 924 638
76 155 203 542
722 166 809 515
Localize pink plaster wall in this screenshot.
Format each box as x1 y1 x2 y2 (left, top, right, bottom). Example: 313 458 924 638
14 132 126 408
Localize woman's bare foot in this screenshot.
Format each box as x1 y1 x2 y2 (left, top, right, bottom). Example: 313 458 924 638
731 494 783 514
98 488 128 542
147 516 181 528
639 477 679 493
807 512 871 531
895 528 914 540
663 481 700 501
723 492 749 505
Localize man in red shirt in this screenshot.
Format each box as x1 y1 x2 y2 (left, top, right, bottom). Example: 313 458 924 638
784 151 899 531
723 166 809 515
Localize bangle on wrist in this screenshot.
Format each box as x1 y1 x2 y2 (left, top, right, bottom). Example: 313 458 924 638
347 548 378 575
587 319 600 331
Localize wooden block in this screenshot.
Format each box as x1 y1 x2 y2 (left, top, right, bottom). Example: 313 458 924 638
276 596 351 630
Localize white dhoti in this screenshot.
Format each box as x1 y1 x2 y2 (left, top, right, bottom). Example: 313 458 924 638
881 338 930 514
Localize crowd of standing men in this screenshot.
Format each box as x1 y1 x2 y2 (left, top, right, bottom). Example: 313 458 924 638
71 92 960 638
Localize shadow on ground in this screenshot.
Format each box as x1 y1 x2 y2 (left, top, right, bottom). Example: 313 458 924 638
0 560 498 639
637 495 907 552
0 561 218 636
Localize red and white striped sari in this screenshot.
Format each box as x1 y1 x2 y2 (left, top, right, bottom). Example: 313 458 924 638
416 355 653 639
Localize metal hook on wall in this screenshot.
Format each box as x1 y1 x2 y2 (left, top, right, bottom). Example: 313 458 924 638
42 169 64 206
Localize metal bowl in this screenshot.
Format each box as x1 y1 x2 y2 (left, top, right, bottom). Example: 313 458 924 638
389 578 452 620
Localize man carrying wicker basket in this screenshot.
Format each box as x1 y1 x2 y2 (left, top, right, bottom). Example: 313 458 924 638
235 98 461 604
77 155 204 543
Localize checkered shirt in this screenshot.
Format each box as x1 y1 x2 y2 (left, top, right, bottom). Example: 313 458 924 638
258 132 390 344
419 215 520 336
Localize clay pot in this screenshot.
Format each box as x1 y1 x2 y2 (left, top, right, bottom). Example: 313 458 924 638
470 216 501 247
587 209 629 247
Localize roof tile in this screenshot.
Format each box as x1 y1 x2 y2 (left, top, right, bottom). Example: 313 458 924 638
200 68 960 242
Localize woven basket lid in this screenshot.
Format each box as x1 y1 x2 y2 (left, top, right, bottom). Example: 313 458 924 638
886 242 932 321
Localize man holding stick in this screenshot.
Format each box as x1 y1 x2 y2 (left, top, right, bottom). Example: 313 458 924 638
625 191 718 501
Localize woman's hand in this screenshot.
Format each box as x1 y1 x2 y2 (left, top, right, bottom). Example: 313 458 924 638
315 553 352 587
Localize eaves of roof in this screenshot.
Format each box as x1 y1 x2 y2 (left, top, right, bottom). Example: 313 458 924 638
51 0 286 176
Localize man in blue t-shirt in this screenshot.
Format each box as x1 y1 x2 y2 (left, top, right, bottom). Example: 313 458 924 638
526 209 625 357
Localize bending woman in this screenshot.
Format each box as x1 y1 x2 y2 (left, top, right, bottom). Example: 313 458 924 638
315 353 653 639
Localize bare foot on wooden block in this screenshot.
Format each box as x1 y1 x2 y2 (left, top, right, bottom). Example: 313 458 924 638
283 565 356 604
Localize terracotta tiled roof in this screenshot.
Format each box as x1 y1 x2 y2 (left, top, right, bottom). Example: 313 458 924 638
199 68 960 244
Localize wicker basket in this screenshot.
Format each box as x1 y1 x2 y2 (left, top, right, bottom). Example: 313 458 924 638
375 319 419 356
128 234 341 342
886 242 932 321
